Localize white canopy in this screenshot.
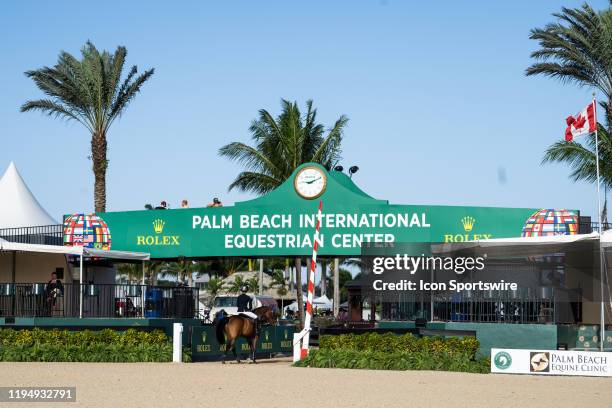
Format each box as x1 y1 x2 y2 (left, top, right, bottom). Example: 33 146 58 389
473 232 599 247
0 240 150 261
431 232 602 259
0 162 57 228
284 293 334 312
313 294 333 310
432 232 599 252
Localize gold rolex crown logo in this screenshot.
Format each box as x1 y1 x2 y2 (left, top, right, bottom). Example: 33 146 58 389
265 332 269 341
153 219 165 234
461 216 475 232
202 332 207 343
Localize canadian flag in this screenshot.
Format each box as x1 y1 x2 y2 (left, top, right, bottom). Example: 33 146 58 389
565 102 597 141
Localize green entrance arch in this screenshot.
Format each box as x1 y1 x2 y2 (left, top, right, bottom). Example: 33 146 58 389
91 163 539 259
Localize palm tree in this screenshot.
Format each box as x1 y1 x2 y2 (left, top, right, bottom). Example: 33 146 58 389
198 258 249 279
146 261 165 286
527 4 612 222
116 263 141 284
227 275 247 294
219 99 348 327
270 269 288 297
204 277 225 308
246 276 260 293
526 4 612 127
219 99 348 194
166 259 200 286
21 41 154 212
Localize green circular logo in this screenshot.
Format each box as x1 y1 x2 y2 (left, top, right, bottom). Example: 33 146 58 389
494 351 512 370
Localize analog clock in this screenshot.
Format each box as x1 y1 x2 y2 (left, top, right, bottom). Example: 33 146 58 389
294 166 327 199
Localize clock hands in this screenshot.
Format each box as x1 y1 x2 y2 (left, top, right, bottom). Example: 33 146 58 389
303 177 321 185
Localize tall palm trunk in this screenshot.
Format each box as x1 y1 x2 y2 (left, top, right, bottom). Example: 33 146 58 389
294 257 304 328
91 131 108 213
320 259 327 296
607 98 611 137
149 264 158 286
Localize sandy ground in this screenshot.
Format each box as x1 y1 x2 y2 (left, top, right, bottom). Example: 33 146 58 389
0 358 611 408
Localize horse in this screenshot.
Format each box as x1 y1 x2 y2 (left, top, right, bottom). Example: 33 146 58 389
214 305 277 363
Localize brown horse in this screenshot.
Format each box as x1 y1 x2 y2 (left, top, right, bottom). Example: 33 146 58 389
215 306 277 363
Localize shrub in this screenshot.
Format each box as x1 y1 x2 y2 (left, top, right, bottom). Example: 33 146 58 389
0 343 173 362
0 328 173 362
301 333 486 373
294 349 490 374
319 332 479 359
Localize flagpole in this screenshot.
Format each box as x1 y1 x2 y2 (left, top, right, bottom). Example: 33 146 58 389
593 93 605 351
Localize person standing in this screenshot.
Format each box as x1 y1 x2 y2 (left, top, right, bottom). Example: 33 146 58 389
45 271 63 316
207 197 223 207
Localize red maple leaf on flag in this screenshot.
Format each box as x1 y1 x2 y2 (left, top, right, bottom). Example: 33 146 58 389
565 103 596 141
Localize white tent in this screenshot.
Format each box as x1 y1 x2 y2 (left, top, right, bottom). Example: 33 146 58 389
313 294 333 310
0 162 57 228
284 293 333 312
0 240 150 260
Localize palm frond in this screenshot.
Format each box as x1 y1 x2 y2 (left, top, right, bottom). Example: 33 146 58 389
22 42 154 213
20 99 94 133
220 99 349 194
526 4 612 98
227 171 282 194
108 68 155 126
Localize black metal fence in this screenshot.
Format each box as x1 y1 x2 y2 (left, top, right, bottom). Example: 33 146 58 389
0 225 63 246
0 283 199 318
379 289 583 324
431 290 558 324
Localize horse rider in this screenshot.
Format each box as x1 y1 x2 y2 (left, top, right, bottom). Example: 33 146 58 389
236 285 260 335
237 285 252 312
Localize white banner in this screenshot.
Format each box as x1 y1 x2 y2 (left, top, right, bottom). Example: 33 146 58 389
491 348 612 377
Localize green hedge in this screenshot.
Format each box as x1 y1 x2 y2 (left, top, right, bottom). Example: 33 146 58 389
320 332 479 359
0 343 173 362
296 333 488 373
295 349 490 373
0 328 168 347
0 328 176 362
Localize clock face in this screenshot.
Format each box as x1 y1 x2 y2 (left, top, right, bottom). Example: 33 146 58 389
294 166 327 199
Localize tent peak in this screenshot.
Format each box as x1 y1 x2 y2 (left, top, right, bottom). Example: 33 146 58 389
0 162 57 228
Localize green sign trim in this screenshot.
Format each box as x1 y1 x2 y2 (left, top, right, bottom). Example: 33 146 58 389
91 163 542 258
191 325 295 357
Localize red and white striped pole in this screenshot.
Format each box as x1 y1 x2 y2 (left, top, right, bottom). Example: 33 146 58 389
300 200 323 359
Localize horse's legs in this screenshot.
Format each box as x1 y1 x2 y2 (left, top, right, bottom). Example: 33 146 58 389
250 335 258 363
221 338 229 364
230 339 240 363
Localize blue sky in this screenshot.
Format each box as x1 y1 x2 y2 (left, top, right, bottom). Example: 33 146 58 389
0 1 610 220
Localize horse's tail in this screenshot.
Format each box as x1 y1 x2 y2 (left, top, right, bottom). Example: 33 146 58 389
215 317 228 344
